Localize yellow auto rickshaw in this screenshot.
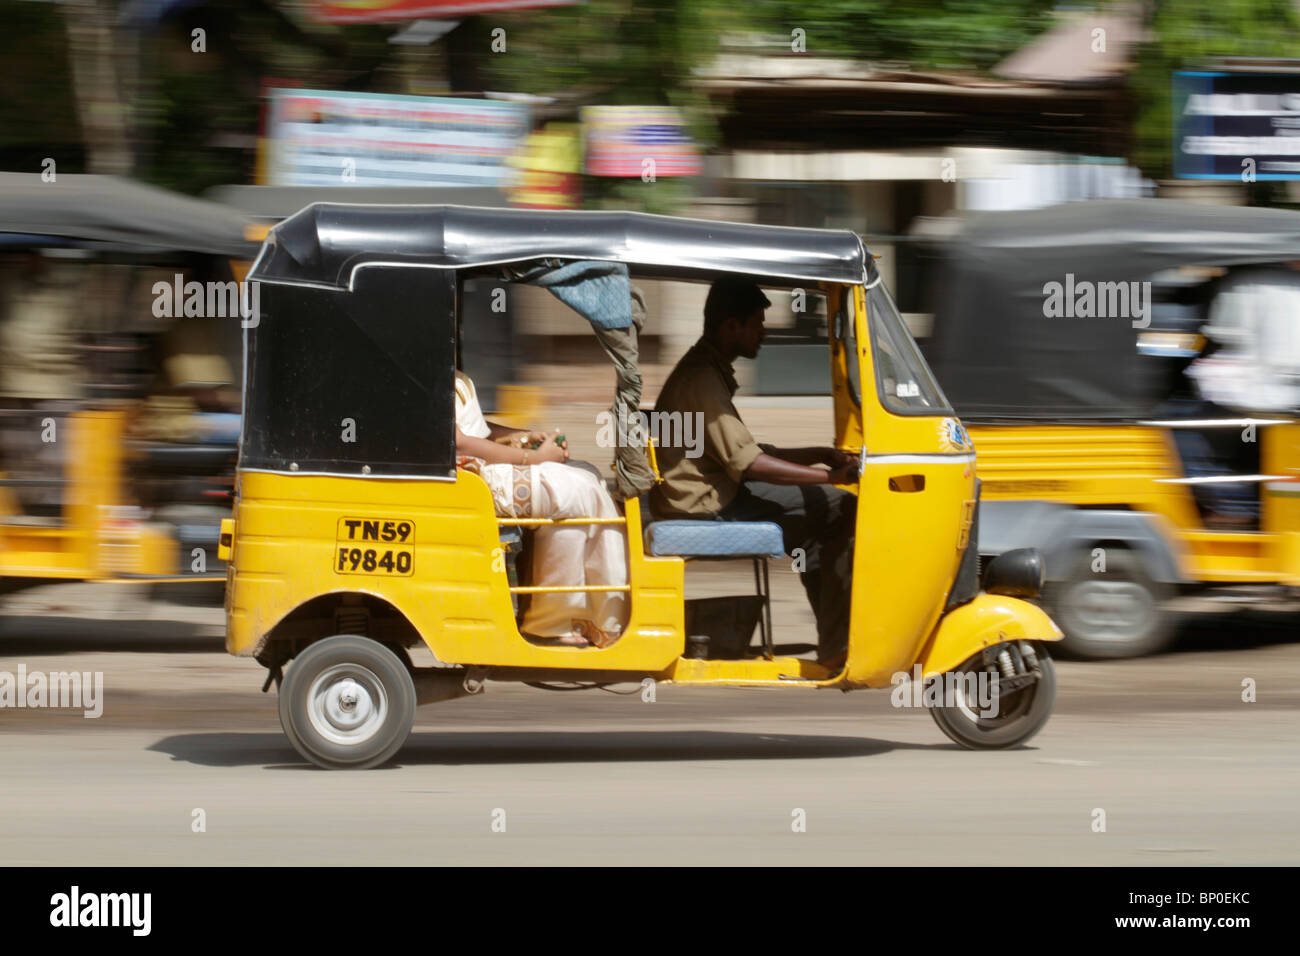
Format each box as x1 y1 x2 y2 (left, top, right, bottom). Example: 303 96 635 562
221 203 1063 769
924 199 1300 658
0 173 258 597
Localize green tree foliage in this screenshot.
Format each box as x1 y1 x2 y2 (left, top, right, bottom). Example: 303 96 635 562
482 0 724 105
739 0 1057 70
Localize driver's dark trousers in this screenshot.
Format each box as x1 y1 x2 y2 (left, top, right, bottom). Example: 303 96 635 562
716 481 856 661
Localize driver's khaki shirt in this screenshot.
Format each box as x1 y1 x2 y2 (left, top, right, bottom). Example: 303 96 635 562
650 337 763 517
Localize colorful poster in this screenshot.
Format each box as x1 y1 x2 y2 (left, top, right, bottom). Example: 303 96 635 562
582 106 702 178
312 0 575 25
264 89 530 188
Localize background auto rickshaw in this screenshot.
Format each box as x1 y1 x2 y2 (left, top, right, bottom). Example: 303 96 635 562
924 199 1300 658
0 172 258 599
223 203 1063 769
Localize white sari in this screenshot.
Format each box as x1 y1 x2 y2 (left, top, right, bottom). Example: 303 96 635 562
454 373 628 644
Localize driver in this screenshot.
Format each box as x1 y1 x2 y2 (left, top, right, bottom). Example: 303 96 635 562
650 277 857 667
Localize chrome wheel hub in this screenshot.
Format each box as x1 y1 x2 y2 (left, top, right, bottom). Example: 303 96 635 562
307 665 388 746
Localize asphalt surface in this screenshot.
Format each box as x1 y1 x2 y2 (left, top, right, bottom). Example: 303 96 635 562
0 576 1297 866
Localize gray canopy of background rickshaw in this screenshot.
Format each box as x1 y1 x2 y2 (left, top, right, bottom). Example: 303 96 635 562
0 173 259 258
925 199 1300 421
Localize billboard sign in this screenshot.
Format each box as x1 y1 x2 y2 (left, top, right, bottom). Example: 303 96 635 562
582 106 702 178
1174 70 1300 180
264 89 530 189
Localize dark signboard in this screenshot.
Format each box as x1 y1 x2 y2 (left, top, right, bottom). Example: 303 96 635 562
1174 70 1300 180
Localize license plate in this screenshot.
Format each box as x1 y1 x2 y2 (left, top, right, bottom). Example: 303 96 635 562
334 517 415 576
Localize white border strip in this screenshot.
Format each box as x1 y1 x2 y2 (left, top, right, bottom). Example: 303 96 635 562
239 467 458 482
1139 418 1292 428
865 453 976 464
1156 474 1289 485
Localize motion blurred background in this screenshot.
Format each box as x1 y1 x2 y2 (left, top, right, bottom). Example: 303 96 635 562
10 0 1294 402
2 0 1300 626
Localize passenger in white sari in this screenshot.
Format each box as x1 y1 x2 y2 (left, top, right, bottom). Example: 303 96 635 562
454 372 628 647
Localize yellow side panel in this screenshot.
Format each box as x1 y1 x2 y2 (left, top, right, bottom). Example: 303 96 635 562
846 458 974 687
1277 532 1300 587
1263 423 1300 536
661 655 832 685
970 422 1300 584
970 424 1201 528
227 471 687 672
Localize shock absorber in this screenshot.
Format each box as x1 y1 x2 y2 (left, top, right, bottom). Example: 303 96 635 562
1020 642 1040 673
334 606 370 637
997 648 1016 680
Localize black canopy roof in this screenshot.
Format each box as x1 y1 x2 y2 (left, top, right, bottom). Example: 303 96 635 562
0 172 258 258
925 199 1300 420
250 203 869 290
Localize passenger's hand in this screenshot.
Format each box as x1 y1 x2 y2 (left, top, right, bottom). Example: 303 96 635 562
533 434 568 464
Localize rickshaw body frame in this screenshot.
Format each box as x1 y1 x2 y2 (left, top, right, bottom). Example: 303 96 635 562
223 204 1062 693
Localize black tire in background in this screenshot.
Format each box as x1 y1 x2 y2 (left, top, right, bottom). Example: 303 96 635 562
278 634 416 770
1045 549 1174 659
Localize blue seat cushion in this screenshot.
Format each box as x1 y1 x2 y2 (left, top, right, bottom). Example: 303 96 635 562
645 519 784 559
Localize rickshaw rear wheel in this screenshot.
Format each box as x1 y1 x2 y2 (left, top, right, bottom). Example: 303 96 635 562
278 634 416 770
930 645 1056 750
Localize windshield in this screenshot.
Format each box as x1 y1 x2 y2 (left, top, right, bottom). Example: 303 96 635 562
866 264 952 416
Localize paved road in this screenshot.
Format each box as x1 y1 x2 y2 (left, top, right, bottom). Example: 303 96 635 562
0 580 1297 865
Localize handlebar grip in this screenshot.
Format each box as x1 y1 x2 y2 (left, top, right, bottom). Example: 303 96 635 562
845 461 861 483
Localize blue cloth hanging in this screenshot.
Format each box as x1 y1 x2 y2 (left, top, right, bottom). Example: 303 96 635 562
520 260 633 330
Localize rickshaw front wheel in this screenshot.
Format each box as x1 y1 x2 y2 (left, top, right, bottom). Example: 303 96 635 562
278 635 416 770
930 644 1057 750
